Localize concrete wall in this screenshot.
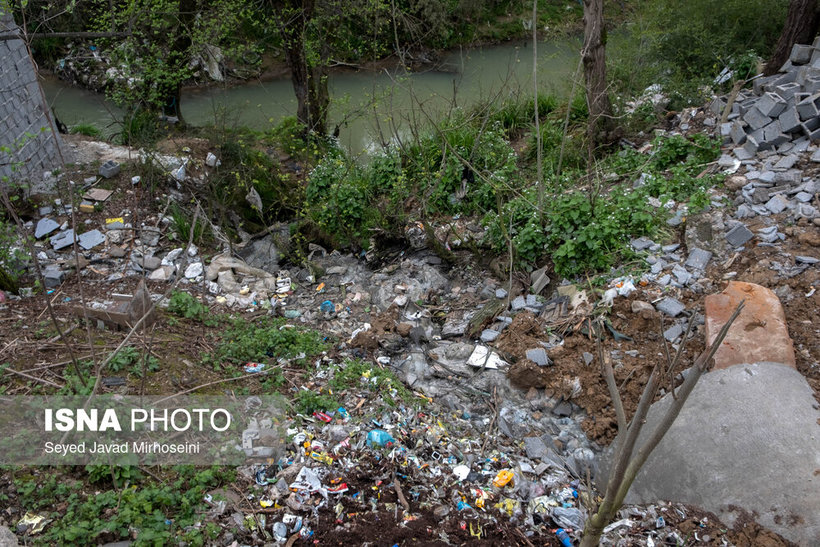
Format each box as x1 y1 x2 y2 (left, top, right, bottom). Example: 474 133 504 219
0 11 71 193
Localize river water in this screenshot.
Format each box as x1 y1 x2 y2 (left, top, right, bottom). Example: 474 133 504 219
42 39 580 154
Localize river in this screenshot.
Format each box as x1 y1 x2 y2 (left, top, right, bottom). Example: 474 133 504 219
42 39 580 154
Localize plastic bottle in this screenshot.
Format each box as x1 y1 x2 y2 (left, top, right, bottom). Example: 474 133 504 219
555 528 573 547
366 429 395 448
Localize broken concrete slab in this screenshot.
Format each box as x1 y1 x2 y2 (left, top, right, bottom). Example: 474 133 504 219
655 296 685 317
764 193 790 214
78 229 105 250
684 247 712 270
725 224 753 247
525 348 550 367
704 281 795 369
604 362 820 547
34 217 59 239
50 229 75 250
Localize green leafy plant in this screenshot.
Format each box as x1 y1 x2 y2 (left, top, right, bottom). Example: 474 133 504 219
167 291 215 325
293 389 337 415
107 346 160 377
202 316 326 370
71 123 103 139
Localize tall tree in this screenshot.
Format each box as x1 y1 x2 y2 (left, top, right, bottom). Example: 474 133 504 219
269 0 329 136
765 0 820 75
582 0 614 150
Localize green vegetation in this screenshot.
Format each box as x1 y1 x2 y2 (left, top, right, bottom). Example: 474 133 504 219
330 359 413 407
13 466 234 545
203 316 327 370
611 0 787 108
293 389 337 415
167 291 215 325
107 346 160 377
70 123 103 139
484 132 722 276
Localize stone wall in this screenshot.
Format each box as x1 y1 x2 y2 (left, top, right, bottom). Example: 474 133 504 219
0 11 71 193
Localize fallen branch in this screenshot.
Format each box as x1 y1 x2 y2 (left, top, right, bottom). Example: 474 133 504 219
392 471 411 514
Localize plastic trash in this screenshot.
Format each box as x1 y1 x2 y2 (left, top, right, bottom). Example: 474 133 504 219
552 506 585 529
452 464 470 481
555 528 573 547
244 362 265 373
320 300 335 313
283 309 301 318
16 512 48 534
366 429 395 448
492 469 514 488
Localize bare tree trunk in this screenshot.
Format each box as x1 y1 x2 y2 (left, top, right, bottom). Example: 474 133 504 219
765 0 820 75
276 0 329 136
582 0 613 151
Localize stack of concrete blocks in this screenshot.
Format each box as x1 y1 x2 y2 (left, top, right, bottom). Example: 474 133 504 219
0 12 71 193
716 38 820 160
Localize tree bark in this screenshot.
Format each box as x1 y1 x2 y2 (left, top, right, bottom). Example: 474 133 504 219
582 0 613 151
765 0 820 75
274 0 329 136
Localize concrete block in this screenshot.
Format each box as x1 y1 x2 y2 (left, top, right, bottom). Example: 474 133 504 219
753 75 774 95
742 135 759 156
99 160 121 179
762 119 783 142
34 217 59 239
774 81 801 101
742 106 770 130
729 120 746 144
725 224 753 247
43 268 66 288
755 92 786 117
708 97 726 116
805 76 820 94
733 147 754 161
790 43 813 64
773 154 798 170
806 125 820 141
777 106 801 133
796 93 820 120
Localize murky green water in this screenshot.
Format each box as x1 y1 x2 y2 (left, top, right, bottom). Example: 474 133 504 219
42 39 580 153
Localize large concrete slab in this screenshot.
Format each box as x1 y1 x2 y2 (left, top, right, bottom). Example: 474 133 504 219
602 363 820 546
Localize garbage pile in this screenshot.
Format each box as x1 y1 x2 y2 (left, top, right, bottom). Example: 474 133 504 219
199 354 736 546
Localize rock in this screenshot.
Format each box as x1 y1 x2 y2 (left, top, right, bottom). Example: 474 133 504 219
630 237 654 250
495 288 508 299
35 217 59 239
149 265 175 281
163 248 183 265
704 281 795 369
796 255 819 264
140 227 161 247
655 297 685 317
134 255 161 271
631 300 654 314
511 295 527 311
185 262 204 279
441 315 470 338
0 525 18 546
724 175 747 191
237 233 281 273
523 436 550 460
605 363 820 546
109 246 126 258
582 352 594 365
684 211 725 256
